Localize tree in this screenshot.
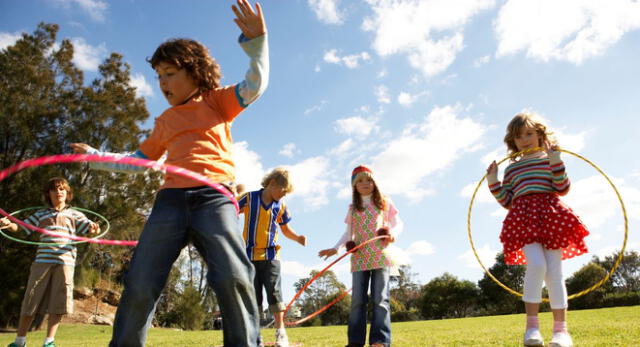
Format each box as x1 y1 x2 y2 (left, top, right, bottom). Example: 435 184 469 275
293 270 349 326
420 272 480 319
0 22 161 326
592 251 640 293
566 262 611 310
173 285 206 330
477 253 526 315
390 264 422 321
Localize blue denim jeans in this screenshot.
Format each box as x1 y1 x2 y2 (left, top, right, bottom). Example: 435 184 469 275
348 267 391 346
109 187 260 347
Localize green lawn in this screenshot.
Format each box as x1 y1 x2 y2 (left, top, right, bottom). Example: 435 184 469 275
2 306 638 346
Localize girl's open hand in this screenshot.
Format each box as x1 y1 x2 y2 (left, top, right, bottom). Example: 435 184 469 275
232 0 266 40
318 248 337 260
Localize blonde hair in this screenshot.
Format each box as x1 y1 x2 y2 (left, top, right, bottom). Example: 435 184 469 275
43 177 73 207
351 171 386 212
261 167 294 193
504 111 557 156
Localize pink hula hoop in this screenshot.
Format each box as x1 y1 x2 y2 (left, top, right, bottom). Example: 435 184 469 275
0 154 239 246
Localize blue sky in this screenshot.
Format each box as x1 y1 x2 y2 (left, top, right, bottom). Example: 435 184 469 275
2 0 639 303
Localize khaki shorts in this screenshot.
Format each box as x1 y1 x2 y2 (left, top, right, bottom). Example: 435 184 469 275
20 262 74 316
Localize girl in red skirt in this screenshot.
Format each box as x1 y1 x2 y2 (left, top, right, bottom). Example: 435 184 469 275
487 112 589 347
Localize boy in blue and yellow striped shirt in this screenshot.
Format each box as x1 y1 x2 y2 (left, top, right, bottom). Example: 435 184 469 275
238 167 306 347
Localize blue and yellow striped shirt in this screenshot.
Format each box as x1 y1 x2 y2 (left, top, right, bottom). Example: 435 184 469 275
238 189 291 261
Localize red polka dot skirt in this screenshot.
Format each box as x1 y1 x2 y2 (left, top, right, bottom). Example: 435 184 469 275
500 193 589 265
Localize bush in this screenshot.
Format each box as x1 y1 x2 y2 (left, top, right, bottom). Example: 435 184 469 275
602 291 640 307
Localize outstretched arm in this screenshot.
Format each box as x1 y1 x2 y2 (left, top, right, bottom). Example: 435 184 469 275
0 217 18 233
70 143 148 174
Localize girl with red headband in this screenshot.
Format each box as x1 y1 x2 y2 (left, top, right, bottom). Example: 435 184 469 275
318 165 399 347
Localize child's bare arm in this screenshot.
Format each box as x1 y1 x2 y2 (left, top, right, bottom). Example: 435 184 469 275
232 0 266 39
280 224 306 246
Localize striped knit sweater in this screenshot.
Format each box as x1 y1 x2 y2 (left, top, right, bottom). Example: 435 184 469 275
488 156 570 209
21 207 92 266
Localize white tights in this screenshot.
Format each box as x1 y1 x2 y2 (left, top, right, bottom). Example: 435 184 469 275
522 243 568 309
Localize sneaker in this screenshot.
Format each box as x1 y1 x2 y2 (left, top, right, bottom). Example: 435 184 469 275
275 329 289 347
42 342 55 347
8 343 25 347
523 328 544 346
549 331 573 347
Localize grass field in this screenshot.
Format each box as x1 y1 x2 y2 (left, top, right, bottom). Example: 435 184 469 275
2 306 638 346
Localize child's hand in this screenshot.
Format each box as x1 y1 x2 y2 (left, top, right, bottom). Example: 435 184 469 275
318 248 337 260
88 222 100 234
0 217 17 232
232 0 266 40
70 143 92 154
544 141 562 162
297 235 307 246
486 161 498 182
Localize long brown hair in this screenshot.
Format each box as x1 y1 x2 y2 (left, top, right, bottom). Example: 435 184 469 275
148 38 222 94
352 171 386 212
504 112 557 156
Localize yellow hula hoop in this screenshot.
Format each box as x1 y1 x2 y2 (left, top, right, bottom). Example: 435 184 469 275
466 147 628 301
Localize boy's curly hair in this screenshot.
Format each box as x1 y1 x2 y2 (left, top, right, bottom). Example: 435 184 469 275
261 167 294 194
148 38 222 93
504 111 557 156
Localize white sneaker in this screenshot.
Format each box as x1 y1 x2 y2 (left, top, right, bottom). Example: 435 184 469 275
549 331 573 347
523 328 544 346
275 329 289 347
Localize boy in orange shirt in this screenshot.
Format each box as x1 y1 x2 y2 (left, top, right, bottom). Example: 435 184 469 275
71 1 268 346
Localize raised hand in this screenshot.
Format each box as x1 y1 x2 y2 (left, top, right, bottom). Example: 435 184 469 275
486 160 498 182
232 0 266 40
544 141 562 162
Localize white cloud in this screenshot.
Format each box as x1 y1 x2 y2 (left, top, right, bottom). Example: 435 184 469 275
281 260 314 278
279 143 298 158
563 175 640 229
53 0 109 22
71 37 107 71
304 100 327 115
129 73 153 98
0 31 21 50
308 0 344 25
460 181 495 204
335 116 379 138
362 0 496 77
494 0 640 64
232 141 265 191
372 104 487 201
473 55 491 67
458 243 498 269
406 240 435 255
329 138 355 157
397 90 428 107
375 85 391 104
323 49 371 68
286 156 332 209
